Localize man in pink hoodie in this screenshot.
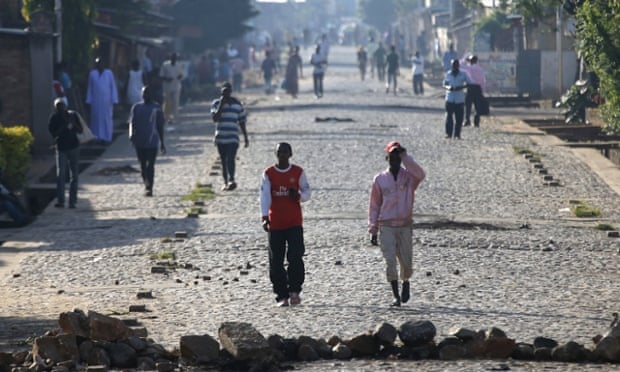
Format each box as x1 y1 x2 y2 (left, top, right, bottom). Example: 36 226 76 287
368 141 425 306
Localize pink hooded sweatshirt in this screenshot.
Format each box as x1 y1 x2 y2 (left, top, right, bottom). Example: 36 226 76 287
368 154 425 234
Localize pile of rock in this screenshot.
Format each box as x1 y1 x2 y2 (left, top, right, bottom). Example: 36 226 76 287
1 310 619 371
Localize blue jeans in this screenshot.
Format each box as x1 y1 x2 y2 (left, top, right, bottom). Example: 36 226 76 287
217 143 239 184
0 196 29 226
55 147 79 206
313 72 324 97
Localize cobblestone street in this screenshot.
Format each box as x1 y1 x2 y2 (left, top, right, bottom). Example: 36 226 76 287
1 46 619 371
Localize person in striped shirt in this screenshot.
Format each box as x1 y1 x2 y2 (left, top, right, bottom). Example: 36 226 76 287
211 82 249 191
260 142 311 307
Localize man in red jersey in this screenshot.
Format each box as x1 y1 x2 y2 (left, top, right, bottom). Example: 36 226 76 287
260 142 311 307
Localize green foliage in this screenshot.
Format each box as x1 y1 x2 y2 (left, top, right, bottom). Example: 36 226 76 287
576 1 620 134
358 0 395 32
0 125 34 191
22 0 97 86
554 83 600 124
182 183 215 203
169 0 258 53
594 223 615 231
570 200 601 218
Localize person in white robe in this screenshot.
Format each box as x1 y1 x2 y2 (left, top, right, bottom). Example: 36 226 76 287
86 57 119 143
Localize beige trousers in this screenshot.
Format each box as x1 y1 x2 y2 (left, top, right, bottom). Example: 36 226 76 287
379 225 413 282
163 89 180 122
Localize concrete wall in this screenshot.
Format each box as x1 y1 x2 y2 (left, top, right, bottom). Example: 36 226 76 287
540 50 577 99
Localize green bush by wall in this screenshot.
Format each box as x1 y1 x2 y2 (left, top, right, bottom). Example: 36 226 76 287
0 124 34 191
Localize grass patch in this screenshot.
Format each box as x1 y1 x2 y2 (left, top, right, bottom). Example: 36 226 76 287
513 145 531 155
570 200 601 217
182 183 215 203
150 251 175 260
594 223 615 231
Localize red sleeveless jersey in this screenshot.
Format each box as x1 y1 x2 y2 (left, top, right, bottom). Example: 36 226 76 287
265 165 303 230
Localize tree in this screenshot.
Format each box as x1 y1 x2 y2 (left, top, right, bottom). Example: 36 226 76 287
22 0 97 85
576 1 620 133
166 0 259 54
358 0 395 33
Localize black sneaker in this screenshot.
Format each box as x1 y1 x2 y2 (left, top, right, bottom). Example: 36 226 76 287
54 203 64 208
390 298 401 307
227 182 237 191
401 281 410 303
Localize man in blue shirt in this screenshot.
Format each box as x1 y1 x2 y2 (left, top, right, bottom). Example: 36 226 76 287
129 85 166 197
443 59 472 139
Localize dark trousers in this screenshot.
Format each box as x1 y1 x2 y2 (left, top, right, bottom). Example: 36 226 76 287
268 226 305 300
445 101 465 138
413 74 424 95
136 147 157 191
386 71 398 93
313 72 324 97
376 63 385 81
55 147 79 206
217 142 239 183
465 84 483 126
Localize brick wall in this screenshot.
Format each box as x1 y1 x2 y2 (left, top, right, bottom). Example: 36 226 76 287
0 33 32 127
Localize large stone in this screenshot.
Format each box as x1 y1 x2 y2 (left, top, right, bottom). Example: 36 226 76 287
344 333 380 357
400 342 435 360
0 352 14 369
331 343 352 360
447 326 478 341
297 343 319 361
551 341 587 362
179 334 220 362
594 336 620 362
463 338 486 358
88 311 131 342
218 322 269 361
373 322 397 345
484 327 507 339
438 344 465 360
398 320 436 346
484 337 516 358
58 309 89 338
32 334 79 364
533 336 558 349
106 342 137 368
512 343 535 360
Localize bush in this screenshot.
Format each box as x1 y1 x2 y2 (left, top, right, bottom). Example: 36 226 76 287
0 124 34 191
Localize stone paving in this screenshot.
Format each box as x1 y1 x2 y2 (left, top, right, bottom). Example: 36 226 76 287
1 46 619 370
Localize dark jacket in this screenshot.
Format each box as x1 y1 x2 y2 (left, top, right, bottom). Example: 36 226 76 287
48 110 81 151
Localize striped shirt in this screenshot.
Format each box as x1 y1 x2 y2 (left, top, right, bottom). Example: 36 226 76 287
211 97 246 144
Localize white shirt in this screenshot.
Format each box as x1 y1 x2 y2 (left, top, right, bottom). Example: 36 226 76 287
411 55 424 76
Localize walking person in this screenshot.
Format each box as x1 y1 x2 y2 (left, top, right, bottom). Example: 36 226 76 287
461 55 486 127
411 51 424 95
357 45 368 81
373 42 387 82
48 98 83 208
310 45 326 98
284 46 303 98
211 82 249 191
261 50 278 94
128 86 166 197
443 59 471 139
85 57 118 143
385 45 400 95
126 59 145 106
368 141 425 307
159 52 184 124
260 142 311 307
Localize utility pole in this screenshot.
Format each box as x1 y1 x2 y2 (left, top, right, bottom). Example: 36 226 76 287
556 5 563 97
54 0 62 64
